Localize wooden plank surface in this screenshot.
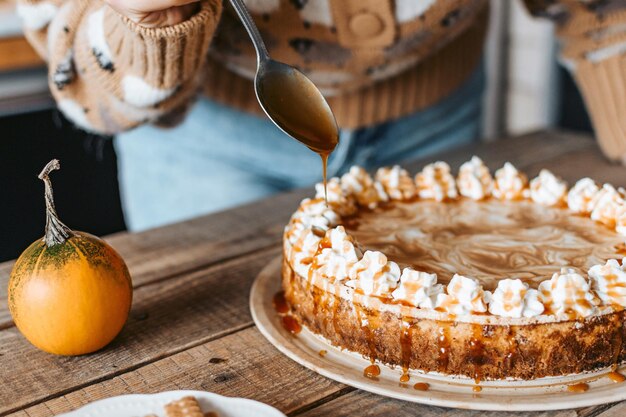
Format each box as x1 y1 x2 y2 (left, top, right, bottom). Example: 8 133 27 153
2 131 626 417
0 37 43 71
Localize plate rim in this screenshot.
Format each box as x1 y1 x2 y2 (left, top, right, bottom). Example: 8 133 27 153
56 390 287 417
250 256 626 412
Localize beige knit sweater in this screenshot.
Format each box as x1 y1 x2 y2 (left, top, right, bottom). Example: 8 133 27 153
16 0 626 161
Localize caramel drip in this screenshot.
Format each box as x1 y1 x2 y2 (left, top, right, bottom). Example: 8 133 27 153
472 385 482 393
400 319 414 382
346 199 624 290
281 315 302 335
364 364 380 379
273 291 289 314
321 152 329 205
469 324 486 386
318 350 328 358
437 323 451 373
413 382 430 391
608 371 626 383
567 382 589 393
504 327 518 371
610 313 623 370
353 301 377 364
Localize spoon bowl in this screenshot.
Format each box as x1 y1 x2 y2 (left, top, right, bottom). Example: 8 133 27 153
228 0 339 155
255 60 339 154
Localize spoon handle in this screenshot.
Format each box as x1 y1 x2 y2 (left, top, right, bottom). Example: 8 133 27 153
228 0 270 64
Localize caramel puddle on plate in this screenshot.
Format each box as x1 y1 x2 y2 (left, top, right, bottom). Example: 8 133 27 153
363 364 381 380
413 382 430 391
567 382 589 393
318 350 327 358
281 315 302 335
608 371 626 383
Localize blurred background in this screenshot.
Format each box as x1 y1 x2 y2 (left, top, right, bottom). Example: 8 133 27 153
0 0 593 262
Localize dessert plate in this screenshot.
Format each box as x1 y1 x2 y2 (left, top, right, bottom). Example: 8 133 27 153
56 390 286 417
251 257 626 412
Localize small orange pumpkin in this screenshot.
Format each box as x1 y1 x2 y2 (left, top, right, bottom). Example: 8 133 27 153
8 160 132 355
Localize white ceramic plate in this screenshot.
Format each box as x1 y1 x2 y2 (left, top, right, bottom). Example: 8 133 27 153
250 257 626 411
56 390 286 417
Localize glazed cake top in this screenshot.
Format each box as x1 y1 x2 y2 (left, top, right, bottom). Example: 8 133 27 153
283 157 626 322
346 199 625 291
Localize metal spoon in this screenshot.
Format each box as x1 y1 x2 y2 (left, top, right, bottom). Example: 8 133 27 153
228 0 339 155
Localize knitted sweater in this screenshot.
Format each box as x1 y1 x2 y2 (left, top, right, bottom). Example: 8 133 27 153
16 0 626 160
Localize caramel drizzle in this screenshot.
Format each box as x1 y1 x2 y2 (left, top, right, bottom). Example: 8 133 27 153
436 323 451 373
399 319 414 383
567 382 589 393
504 327 518 371
469 324 486 390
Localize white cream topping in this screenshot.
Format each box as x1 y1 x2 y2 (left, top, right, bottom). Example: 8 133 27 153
457 156 493 200
315 177 357 216
487 279 544 318
492 162 528 200
287 198 340 244
313 226 361 282
567 178 600 214
589 259 626 306
345 250 400 296
529 169 567 206
341 166 388 209
590 184 625 228
375 165 416 201
435 274 488 315
391 269 443 309
415 161 458 201
289 229 321 277
616 206 626 237
538 268 597 318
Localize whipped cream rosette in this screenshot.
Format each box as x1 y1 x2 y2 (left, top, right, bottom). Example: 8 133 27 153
457 156 493 200
589 259 626 306
530 169 567 206
345 250 400 296
415 161 458 201
392 269 443 309
492 162 528 200
341 166 388 209
375 165 416 201
487 279 544 318
435 274 488 315
567 178 599 214
538 268 597 318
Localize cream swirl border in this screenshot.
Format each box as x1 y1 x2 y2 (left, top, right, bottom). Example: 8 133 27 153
283 158 626 322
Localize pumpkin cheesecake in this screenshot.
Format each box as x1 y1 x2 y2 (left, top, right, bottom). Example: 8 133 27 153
281 158 626 381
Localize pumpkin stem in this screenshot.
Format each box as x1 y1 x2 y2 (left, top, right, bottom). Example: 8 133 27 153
38 159 73 247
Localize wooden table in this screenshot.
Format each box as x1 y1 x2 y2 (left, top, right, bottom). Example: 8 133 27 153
2 130 626 417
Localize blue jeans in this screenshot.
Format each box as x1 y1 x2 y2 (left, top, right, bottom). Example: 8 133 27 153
115 67 485 231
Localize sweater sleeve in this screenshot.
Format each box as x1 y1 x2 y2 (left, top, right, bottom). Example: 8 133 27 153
17 0 222 135
523 1 626 162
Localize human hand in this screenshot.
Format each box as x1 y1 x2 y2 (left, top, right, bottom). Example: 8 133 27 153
105 0 201 28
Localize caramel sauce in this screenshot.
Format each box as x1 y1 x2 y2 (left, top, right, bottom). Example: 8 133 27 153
256 66 338 202
413 382 430 391
567 382 589 393
608 371 626 383
436 323 451 373
363 364 381 379
281 314 302 335
273 291 289 314
469 324 486 384
472 385 482 393
354 303 377 363
400 319 414 382
504 327 518 370
318 349 328 358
